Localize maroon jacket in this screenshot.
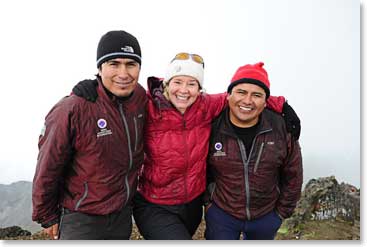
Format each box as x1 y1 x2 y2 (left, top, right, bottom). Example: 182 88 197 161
32 79 147 226
207 107 302 220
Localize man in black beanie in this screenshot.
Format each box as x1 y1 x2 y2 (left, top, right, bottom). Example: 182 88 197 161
97 30 142 68
32 30 147 240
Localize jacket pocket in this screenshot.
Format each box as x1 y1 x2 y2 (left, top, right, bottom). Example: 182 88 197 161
254 142 265 173
74 182 88 210
133 116 138 152
133 113 144 152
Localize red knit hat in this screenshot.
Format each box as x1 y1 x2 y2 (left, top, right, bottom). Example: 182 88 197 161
227 62 270 98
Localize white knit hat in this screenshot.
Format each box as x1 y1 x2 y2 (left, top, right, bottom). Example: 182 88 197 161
163 59 204 88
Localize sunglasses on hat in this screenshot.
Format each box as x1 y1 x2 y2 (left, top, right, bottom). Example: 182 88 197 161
171 53 205 68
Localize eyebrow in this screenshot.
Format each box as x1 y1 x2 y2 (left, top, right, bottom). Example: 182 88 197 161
171 78 197 83
235 89 264 95
107 60 121 64
107 59 138 65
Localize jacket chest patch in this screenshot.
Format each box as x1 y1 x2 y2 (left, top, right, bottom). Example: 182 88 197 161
96 118 113 138
213 142 226 157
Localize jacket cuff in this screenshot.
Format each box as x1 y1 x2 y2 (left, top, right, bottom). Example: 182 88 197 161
203 182 216 206
41 217 60 228
275 210 285 220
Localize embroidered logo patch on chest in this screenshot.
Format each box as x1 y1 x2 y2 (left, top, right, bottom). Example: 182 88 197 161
96 118 113 138
213 142 226 157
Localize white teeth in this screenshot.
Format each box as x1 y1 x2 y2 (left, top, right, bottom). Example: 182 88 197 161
177 95 188 100
115 81 131 84
239 106 252 111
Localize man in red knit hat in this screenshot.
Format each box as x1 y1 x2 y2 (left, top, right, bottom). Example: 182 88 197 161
204 62 303 240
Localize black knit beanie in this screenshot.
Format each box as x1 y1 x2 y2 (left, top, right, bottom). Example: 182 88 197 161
96 30 141 68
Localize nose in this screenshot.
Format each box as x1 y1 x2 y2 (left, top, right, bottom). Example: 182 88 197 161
117 65 129 79
178 84 189 93
241 94 252 104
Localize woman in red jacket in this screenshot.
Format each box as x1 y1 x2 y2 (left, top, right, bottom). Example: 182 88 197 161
133 53 228 239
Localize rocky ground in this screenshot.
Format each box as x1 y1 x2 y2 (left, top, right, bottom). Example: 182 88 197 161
1 177 360 240
1 218 359 240
276 218 360 240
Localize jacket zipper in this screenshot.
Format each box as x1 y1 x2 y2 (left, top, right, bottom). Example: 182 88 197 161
119 103 133 206
237 140 251 220
183 117 189 201
237 129 272 220
254 142 265 174
74 182 88 210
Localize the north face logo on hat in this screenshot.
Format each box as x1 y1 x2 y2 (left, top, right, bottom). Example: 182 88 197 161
121 46 134 53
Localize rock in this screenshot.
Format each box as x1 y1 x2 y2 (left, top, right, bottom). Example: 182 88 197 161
0 226 31 239
283 176 360 237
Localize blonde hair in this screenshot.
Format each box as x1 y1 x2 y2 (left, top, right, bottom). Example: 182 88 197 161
163 84 169 100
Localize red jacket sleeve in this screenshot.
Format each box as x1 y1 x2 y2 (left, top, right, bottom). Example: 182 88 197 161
205 93 285 116
267 95 285 113
205 93 228 119
32 97 76 226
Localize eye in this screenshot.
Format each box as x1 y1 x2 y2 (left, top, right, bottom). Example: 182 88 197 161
108 61 119 67
172 80 182 85
188 82 197 87
253 94 262 98
127 61 138 67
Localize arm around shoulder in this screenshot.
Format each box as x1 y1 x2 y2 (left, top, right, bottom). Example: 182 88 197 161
205 92 228 119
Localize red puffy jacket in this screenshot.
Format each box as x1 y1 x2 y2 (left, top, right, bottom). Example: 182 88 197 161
32 80 147 226
137 77 227 205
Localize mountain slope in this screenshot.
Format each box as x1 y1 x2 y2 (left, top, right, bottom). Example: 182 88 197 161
0 181 41 233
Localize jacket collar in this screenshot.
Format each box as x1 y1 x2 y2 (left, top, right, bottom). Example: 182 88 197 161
147 76 172 110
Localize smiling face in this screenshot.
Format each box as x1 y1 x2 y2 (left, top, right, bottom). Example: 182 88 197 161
227 83 267 128
98 58 140 97
166 75 200 114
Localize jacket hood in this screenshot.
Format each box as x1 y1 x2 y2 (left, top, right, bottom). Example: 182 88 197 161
147 76 172 110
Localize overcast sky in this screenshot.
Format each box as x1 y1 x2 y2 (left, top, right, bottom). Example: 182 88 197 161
0 0 361 189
